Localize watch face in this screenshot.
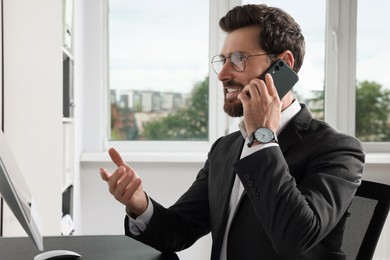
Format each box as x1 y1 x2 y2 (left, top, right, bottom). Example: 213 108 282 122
254 128 274 143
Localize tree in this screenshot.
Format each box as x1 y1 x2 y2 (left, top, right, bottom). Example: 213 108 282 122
142 76 209 140
356 80 390 141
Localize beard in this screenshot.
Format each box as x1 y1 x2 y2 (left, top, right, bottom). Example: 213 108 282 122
223 80 245 117
224 98 243 117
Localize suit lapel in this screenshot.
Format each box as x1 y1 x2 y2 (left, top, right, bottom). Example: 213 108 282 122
215 134 244 223
210 133 244 259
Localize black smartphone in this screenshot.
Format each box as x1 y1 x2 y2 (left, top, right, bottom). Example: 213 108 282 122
259 59 299 99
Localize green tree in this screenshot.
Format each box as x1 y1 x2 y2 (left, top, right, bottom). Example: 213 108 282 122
142 76 209 140
356 80 390 141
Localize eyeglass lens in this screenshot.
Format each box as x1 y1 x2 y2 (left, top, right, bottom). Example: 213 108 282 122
212 51 246 74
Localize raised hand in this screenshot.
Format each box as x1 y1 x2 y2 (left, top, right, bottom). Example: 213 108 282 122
238 73 283 135
100 147 148 217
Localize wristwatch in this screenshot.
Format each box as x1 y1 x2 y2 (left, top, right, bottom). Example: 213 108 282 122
248 127 277 147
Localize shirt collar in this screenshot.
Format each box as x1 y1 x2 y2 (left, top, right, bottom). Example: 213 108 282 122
239 99 301 138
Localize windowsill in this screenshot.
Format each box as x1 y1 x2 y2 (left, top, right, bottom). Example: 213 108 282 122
80 151 207 163
80 152 390 164
365 153 390 164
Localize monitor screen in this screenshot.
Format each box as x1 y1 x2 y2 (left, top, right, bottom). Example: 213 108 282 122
0 130 44 251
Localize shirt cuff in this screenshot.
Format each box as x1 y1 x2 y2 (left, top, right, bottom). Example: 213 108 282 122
127 196 154 235
241 138 279 159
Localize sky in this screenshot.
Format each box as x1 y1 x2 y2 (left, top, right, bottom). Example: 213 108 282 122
109 0 209 94
109 0 390 97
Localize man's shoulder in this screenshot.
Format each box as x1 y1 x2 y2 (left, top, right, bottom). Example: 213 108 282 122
291 104 363 147
298 115 363 153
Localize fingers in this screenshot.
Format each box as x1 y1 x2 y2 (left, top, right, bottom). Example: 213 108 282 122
102 165 141 202
105 147 140 193
264 73 279 99
253 74 275 98
100 148 147 214
122 178 142 202
108 147 131 171
238 73 280 104
100 168 110 181
238 78 261 101
113 170 133 200
105 166 125 194
115 173 142 204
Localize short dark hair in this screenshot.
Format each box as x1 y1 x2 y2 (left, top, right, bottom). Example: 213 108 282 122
219 4 305 72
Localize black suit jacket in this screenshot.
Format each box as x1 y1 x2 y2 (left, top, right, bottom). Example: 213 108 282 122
125 104 365 260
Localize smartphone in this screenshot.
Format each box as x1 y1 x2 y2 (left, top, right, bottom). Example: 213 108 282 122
259 59 299 99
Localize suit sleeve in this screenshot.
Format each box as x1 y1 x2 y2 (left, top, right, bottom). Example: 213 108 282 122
123 138 226 253
233 133 365 258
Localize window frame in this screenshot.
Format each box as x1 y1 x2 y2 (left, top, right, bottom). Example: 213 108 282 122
325 0 390 153
78 0 390 164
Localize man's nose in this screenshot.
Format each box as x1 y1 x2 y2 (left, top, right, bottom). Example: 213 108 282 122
218 59 234 81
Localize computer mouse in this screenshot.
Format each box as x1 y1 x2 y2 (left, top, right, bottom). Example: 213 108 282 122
34 249 81 260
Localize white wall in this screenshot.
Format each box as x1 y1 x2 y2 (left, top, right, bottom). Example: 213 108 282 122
2 0 63 235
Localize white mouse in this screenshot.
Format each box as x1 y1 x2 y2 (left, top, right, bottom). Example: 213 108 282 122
34 249 81 260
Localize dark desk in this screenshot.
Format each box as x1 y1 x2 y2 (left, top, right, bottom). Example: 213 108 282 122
0 235 179 260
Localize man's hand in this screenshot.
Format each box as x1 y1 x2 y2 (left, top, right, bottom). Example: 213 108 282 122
238 73 283 135
100 148 148 218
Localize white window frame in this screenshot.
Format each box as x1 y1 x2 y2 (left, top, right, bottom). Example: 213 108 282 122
325 0 389 155
78 0 390 164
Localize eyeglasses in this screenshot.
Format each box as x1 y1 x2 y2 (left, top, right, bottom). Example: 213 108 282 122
211 51 270 74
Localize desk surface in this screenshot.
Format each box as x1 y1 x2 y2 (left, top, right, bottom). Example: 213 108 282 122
0 235 179 260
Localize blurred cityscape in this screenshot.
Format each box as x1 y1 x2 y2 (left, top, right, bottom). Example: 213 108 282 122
110 89 189 140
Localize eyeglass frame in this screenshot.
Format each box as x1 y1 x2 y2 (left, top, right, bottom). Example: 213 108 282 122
210 51 275 74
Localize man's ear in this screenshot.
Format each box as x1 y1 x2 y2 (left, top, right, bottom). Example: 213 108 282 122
278 50 295 69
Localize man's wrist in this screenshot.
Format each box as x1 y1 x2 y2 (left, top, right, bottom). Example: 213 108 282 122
247 127 277 147
126 194 149 218
126 206 138 219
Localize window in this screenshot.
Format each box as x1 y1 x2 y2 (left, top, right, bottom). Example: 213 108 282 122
356 0 390 142
92 0 389 158
108 0 210 141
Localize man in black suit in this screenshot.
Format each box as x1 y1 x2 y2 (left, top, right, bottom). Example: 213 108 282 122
100 4 365 260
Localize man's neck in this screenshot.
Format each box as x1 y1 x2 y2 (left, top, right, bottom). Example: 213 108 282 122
281 93 295 111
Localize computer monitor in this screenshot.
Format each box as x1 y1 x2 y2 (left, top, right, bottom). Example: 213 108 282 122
0 130 44 251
